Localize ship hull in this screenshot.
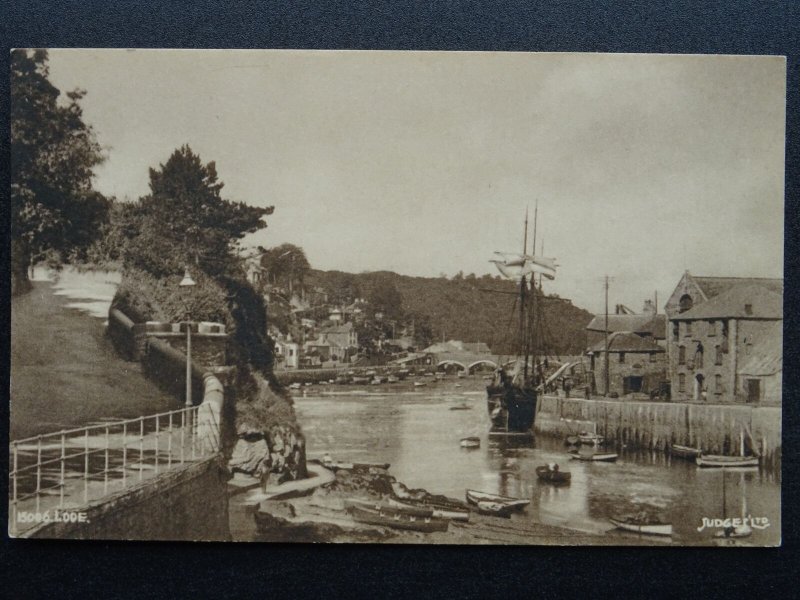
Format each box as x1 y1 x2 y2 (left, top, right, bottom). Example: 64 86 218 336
486 385 537 433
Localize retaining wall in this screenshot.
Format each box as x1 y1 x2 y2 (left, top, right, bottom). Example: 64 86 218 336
536 395 781 470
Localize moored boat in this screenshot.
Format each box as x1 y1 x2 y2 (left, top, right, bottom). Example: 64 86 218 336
465 489 529 511
413 381 427 387
609 515 672 536
459 436 481 448
568 452 618 462
578 431 604 445
670 444 702 459
535 464 571 484
695 455 759 468
475 501 513 518
349 504 449 533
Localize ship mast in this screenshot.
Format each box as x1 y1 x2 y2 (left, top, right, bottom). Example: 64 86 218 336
520 208 529 381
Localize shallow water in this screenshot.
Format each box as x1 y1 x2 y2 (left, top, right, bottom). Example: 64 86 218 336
293 381 781 546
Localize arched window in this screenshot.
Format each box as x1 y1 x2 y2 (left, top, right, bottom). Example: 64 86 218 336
695 343 704 368
679 294 694 313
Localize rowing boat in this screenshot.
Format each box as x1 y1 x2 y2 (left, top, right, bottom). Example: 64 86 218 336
475 501 513 518
386 497 470 521
535 464 571 484
344 498 433 518
460 436 481 448
696 455 759 468
568 452 618 462
670 444 702 459
465 489 529 510
349 504 449 533
609 516 673 536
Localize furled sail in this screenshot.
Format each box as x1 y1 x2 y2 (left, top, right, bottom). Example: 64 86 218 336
490 251 557 281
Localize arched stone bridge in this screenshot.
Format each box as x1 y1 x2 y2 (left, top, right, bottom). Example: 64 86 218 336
432 352 514 374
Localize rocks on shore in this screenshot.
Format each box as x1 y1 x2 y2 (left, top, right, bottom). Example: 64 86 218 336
228 422 307 485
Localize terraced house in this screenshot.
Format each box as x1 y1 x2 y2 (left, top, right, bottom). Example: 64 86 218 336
664 273 783 405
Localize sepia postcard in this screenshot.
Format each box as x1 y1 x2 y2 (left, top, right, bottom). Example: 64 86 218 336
8 49 784 545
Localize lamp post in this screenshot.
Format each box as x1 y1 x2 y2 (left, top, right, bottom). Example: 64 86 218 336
179 267 197 406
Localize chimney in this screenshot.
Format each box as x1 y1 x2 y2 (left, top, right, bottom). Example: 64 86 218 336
642 299 655 316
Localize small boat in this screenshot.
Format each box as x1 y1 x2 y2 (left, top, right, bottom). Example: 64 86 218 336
457 372 466 379
449 403 471 411
413 381 427 388
465 489 529 511
535 464 571 484
386 497 470 521
670 444 702 459
609 515 672 536
352 376 370 385
578 431 604 445
475 501 513 518
696 455 759 468
564 435 580 446
568 452 618 462
387 375 399 383
460 436 481 448
349 504 449 533
321 457 390 473
289 382 302 390
344 498 434 517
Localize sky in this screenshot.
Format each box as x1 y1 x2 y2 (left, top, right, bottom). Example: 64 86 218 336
45 50 786 314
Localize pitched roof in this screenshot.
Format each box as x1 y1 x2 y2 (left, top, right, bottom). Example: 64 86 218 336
586 314 666 338
738 321 782 376
320 321 355 334
590 331 665 353
674 284 782 320
692 276 783 300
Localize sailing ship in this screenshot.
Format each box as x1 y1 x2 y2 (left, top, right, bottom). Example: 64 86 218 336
486 208 558 434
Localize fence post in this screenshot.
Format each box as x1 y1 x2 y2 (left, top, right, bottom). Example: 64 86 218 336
11 442 18 536
168 411 173 469
59 432 66 508
139 417 144 481
84 429 89 503
181 409 186 464
35 435 42 513
155 414 160 475
191 407 197 460
104 426 110 494
122 421 127 488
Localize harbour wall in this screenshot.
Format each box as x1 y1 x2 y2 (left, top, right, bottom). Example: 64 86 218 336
535 395 781 470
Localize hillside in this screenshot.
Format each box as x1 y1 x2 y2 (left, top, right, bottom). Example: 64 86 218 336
305 270 593 356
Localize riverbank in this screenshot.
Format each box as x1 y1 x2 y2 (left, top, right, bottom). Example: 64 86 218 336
229 465 658 545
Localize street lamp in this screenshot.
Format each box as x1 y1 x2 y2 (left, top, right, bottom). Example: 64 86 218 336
179 266 197 406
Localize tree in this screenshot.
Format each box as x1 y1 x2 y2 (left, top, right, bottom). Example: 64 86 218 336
259 243 311 297
10 49 110 292
367 275 403 321
121 145 274 278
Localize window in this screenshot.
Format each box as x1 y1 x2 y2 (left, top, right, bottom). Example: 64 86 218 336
649 352 657 363
678 346 686 365
745 304 753 316
715 374 723 394
678 373 686 392
679 294 693 313
672 322 679 342
708 320 716 336
715 345 723 365
685 321 692 336
618 352 625 363
695 346 704 368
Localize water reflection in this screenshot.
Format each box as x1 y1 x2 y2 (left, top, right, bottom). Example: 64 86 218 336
294 382 780 545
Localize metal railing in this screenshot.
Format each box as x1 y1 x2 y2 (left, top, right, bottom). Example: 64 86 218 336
9 404 217 536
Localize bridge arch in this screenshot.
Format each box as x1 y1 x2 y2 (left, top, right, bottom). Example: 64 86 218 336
436 360 467 372
466 359 498 374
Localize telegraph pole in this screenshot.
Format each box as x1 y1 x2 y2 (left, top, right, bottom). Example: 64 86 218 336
604 275 610 397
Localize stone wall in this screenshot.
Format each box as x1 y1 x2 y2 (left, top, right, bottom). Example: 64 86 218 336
536 395 781 470
27 457 230 541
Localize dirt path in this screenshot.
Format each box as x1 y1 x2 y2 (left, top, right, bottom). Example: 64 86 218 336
10 279 182 440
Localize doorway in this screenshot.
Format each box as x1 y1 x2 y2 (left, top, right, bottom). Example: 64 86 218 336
746 379 761 403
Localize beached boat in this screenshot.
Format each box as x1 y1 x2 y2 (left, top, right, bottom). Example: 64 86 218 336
465 489 529 511
386 497 470 521
609 515 673 536
475 500 513 518
535 464 571 484
670 444 702 459
289 382 302 390
568 452 618 462
459 436 481 448
695 455 759 468
352 376 370 385
321 457 390 473
344 498 433 517
387 375 399 383
413 381 427 388
449 403 471 410
349 504 449 533
564 435 580 446
485 209 558 434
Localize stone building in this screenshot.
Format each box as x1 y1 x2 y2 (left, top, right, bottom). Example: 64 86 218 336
585 299 666 349
588 331 667 397
664 273 782 404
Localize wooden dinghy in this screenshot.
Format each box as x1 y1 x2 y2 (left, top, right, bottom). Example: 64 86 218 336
449 403 472 410
386 497 470 521
578 431 604 445
609 515 673 537
670 444 702 459
568 452 618 462
349 504 449 533
344 498 434 518
535 464 571 484
475 501 513 518
465 489 529 511
695 455 759 468
459 436 481 448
